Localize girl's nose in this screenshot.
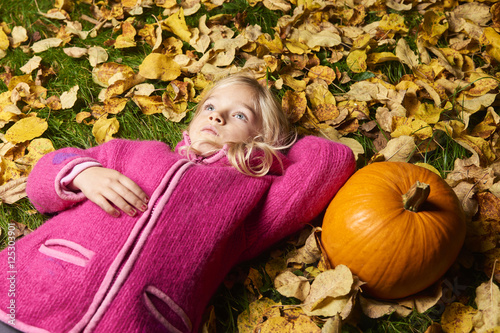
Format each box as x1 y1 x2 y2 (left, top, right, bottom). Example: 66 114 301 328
209 113 225 125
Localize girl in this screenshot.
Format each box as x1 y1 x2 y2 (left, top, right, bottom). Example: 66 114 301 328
0 73 355 333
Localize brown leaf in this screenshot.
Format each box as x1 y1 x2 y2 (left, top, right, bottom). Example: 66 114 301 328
472 261 500 332
274 271 310 301
0 177 27 204
301 265 354 317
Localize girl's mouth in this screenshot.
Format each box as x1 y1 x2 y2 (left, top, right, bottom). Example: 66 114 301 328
201 126 219 136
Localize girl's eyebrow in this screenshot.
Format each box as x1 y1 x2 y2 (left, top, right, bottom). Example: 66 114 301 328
204 97 257 116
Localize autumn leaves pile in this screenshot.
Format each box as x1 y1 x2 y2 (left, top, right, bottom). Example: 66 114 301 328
1 0 500 331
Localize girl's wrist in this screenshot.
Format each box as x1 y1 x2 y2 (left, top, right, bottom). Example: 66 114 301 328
61 161 102 192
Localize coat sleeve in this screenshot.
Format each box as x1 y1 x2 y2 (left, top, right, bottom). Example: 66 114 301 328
26 140 133 214
241 135 355 260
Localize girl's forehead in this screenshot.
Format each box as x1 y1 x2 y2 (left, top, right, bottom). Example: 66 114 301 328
209 83 255 96
207 85 259 107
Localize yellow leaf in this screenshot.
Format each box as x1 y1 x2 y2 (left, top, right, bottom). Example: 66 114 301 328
280 74 307 91
466 73 499 97
378 13 409 37
306 82 336 108
414 162 441 176
420 11 448 45
308 65 336 84
0 29 9 51
346 49 367 73
352 33 371 49
257 33 284 54
377 136 417 162
115 19 137 49
15 138 55 169
0 158 29 184
282 90 307 123
456 93 496 113
237 298 281 333
256 312 321 333
75 111 92 124
132 95 164 115
92 62 135 88
367 52 399 65
163 8 191 43
92 116 119 144
482 27 500 49
441 302 476 333
5 117 48 144
413 102 447 124
103 97 128 114
138 53 181 81
391 117 433 140
262 0 291 12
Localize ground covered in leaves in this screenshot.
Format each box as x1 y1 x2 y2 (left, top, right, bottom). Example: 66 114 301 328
0 0 499 332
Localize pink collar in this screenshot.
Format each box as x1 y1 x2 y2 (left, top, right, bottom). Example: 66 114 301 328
175 131 228 165
175 131 288 175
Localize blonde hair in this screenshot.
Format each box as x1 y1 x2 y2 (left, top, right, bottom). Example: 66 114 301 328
183 73 295 177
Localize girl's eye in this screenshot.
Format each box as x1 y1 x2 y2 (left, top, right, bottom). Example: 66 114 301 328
234 113 247 121
205 104 215 111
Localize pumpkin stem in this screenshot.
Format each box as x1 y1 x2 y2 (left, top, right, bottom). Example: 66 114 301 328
402 181 430 212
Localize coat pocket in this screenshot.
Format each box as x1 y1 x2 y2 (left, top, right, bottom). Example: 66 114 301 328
143 285 192 333
39 238 95 267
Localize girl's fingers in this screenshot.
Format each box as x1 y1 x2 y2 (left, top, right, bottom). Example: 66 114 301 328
89 193 121 217
101 188 139 217
118 176 149 204
72 167 148 216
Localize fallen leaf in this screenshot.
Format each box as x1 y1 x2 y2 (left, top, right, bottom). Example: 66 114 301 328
275 270 310 301
92 115 119 144
4 117 48 144
31 38 63 53
237 297 281 333
20 56 43 74
63 46 88 58
60 85 79 109
0 177 27 204
441 302 477 333
88 46 108 67
138 53 181 81
301 265 353 316
472 261 500 332
11 26 28 48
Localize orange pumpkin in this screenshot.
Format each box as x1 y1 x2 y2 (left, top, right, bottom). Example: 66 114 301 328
321 162 466 299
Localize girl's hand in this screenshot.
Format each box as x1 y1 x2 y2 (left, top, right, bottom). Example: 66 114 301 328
69 167 149 217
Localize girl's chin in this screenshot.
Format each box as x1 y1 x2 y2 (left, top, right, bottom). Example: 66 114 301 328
192 141 221 155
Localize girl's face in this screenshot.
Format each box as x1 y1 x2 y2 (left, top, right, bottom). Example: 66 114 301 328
189 84 262 154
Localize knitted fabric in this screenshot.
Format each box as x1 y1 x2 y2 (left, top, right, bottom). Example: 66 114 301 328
0 134 355 333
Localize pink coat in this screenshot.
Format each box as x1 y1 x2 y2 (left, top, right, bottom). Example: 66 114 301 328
0 133 355 333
